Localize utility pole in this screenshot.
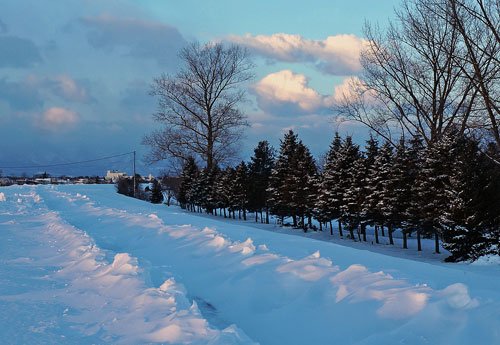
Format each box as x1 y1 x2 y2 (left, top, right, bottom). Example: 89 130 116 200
133 150 136 198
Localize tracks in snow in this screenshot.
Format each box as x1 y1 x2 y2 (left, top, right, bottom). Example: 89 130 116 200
33 185 489 345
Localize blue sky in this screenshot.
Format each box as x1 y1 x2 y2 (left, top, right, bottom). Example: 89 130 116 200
0 0 399 176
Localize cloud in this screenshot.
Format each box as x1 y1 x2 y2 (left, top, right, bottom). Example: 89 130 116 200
229 33 367 75
37 75 91 103
80 15 185 66
38 107 79 131
0 35 42 68
0 75 91 112
253 70 334 115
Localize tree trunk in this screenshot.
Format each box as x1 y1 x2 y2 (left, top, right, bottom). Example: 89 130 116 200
361 223 367 242
388 223 394 245
243 209 246 221
349 227 355 241
319 222 323 232
338 219 343 238
417 229 422 251
403 230 408 249
255 212 258 222
375 225 379 244
293 215 297 227
266 209 269 224
434 230 440 254
308 216 312 230
381 224 385 237
329 221 333 236
223 208 227 218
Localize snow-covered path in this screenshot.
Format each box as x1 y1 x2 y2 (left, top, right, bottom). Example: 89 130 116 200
1 184 500 344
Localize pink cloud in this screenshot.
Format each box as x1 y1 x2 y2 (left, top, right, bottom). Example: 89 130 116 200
229 33 367 75
38 107 79 131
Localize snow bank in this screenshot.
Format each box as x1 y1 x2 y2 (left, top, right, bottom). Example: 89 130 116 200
10 185 499 345
0 189 255 344
0 192 5 202
472 254 500 266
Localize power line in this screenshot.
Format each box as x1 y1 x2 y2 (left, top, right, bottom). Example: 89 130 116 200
0 151 135 169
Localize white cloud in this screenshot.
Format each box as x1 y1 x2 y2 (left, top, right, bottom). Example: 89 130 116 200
38 107 79 131
253 70 332 115
229 33 367 75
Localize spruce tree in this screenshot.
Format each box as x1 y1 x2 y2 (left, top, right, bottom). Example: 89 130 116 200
390 138 413 248
317 133 344 236
415 135 454 254
359 135 379 241
442 135 500 261
178 157 199 210
248 141 275 223
405 135 425 251
150 179 164 204
337 136 361 239
268 130 300 226
294 141 317 230
343 152 366 241
233 161 249 220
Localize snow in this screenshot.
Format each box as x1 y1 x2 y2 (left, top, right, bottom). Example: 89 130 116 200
1 184 500 344
0 192 6 201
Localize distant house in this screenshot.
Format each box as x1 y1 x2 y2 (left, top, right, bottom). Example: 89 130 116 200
105 170 127 183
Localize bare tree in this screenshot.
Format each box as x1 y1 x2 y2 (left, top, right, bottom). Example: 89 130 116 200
445 0 500 149
143 42 254 171
336 0 479 146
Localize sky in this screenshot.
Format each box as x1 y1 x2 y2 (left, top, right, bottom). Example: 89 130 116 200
0 0 400 177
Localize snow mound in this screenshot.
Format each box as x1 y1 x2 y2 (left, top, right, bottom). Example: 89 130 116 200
438 283 479 309
277 251 338 281
228 238 256 255
331 264 431 319
472 254 500 266
0 192 5 202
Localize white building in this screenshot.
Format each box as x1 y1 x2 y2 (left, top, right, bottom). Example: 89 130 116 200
105 170 127 182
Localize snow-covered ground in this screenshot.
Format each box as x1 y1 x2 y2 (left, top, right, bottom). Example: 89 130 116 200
1 185 499 344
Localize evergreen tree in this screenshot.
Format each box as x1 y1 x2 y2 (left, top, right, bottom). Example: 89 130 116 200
363 141 393 243
405 135 425 251
248 141 275 223
389 138 413 249
343 152 366 241
415 135 455 254
268 130 300 225
178 157 199 210
220 167 237 219
442 135 500 261
150 179 164 204
294 141 317 230
232 161 249 220
317 133 344 236
359 135 379 241
337 136 362 239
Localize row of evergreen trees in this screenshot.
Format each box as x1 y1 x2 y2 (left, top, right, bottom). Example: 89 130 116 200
177 130 500 262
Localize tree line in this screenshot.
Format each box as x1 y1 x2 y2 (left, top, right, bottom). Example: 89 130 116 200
177 130 500 262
